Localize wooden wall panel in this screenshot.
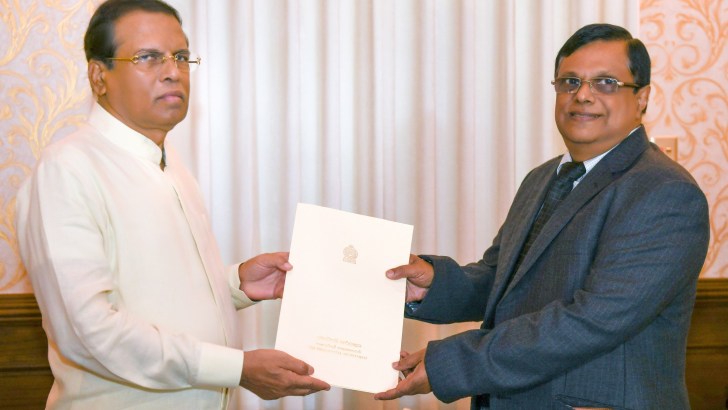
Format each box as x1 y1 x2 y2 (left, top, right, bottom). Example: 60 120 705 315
686 279 728 409
0 294 52 409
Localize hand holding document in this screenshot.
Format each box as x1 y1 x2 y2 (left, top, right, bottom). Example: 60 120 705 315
275 203 414 393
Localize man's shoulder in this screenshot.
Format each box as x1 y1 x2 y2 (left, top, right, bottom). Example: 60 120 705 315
27 123 114 186
627 142 700 186
578 129 701 190
37 123 102 164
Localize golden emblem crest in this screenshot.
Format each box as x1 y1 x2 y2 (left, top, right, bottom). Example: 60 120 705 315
343 245 358 264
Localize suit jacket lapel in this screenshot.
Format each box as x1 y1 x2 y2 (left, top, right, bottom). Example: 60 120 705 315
499 126 650 299
485 161 559 312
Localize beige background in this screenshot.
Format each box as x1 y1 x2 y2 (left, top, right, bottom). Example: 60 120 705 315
1 0 98 293
640 0 727 278
1 0 726 293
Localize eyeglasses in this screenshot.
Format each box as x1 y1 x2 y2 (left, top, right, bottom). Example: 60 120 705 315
107 51 201 73
552 77 641 95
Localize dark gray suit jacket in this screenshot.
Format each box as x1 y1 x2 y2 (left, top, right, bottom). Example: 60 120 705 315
409 126 710 410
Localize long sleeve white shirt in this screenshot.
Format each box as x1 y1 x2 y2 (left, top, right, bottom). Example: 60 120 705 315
16 103 255 409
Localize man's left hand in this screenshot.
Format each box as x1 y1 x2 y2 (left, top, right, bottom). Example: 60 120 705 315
239 252 292 300
374 348 431 400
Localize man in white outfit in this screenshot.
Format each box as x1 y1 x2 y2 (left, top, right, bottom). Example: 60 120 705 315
15 0 329 408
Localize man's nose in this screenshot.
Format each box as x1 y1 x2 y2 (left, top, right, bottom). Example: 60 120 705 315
574 80 595 103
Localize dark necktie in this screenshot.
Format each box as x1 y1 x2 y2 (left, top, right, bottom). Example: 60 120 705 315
515 161 586 270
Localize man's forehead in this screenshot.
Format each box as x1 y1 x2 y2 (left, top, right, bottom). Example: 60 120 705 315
113 10 187 51
557 40 630 76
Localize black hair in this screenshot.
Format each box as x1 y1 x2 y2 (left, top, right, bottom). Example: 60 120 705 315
554 23 651 91
84 0 181 68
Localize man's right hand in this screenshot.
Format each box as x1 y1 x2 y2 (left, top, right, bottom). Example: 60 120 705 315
240 349 330 400
386 254 434 303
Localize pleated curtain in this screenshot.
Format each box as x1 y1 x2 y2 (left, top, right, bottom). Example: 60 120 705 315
165 1 638 408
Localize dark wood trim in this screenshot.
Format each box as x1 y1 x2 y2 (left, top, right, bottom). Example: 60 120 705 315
0 293 52 410
686 279 728 409
695 277 728 301
0 293 42 321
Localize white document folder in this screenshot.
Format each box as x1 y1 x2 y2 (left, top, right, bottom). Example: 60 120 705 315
275 203 413 393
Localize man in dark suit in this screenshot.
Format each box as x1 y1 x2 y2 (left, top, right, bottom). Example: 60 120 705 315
375 23 710 409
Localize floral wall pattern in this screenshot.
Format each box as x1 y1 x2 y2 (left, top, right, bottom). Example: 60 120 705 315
640 0 727 278
0 0 97 293
1 0 726 293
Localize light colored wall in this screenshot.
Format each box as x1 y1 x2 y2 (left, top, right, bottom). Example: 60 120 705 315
640 0 728 278
1 0 726 293
1 0 97 293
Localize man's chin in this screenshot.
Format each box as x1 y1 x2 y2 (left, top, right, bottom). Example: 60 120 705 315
155 108 188 128
562 131 599 146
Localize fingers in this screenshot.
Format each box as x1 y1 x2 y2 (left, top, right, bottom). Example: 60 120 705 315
385 254 419 279
386 255 433 285
386 256 434 303
254 374 331 400
302 375 331 392
392 348 424 371
241 350 330 400
239 252 292 300
268 251 292 271
273 277 287 299
265 364 331 397
385 261 415 281
278 373 331 396
250 252 292 271
284 373 331 398
373 385 404 400
278 353 314 376
375 358 432 401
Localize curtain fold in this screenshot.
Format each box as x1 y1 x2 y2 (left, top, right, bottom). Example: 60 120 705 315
167 1 638 408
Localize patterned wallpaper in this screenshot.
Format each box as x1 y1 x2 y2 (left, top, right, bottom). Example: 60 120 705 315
0 0 96 293
1 0 726 293
640 0 727 278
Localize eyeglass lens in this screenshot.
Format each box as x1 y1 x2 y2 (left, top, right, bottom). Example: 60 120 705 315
553 78 618 94
138 53 200 72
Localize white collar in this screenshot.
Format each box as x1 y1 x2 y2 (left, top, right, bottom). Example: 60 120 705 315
87 103 165 167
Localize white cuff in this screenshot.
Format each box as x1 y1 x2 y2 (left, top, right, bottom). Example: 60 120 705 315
228 264 256 309
195 342 244 388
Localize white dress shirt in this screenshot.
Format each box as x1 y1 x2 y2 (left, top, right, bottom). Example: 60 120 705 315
16 103 255 409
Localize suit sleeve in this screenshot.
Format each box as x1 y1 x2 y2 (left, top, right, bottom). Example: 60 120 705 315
406 229 501 324
422 179 710 403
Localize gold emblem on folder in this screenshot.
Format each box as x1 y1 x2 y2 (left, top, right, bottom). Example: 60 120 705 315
343 245 358 264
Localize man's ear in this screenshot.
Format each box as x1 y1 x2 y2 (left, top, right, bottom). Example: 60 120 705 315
88 60 108 97
637 85 651 114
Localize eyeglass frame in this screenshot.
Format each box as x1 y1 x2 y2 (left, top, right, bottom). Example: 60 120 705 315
106 51 201 72
551 76 643 95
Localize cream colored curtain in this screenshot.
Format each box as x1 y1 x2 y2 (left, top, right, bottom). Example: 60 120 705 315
166 0 638 408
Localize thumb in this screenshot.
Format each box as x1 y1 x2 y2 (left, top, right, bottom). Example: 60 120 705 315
386 264 412 280
267 251 292 270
